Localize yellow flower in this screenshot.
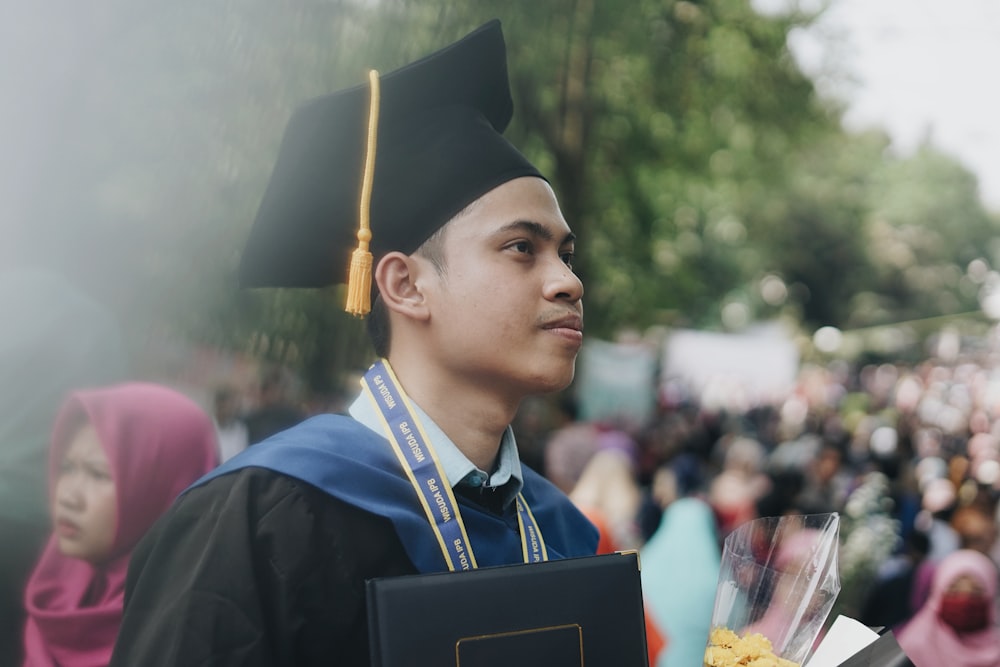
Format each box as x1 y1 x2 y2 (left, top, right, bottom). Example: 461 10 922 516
704 627 799 667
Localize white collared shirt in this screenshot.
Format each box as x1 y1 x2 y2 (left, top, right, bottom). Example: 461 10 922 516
348 392 524 507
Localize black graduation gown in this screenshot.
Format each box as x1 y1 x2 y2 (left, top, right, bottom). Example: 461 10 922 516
110 415 598 666
111 468 416 666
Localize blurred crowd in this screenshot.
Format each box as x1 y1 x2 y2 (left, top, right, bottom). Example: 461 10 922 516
522 344 1000 666
4 265 1000 667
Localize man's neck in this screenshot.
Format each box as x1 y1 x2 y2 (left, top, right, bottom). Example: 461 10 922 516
386 355 519 471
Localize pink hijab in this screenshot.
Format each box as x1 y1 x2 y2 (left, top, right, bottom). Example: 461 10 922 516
897 549 1000 667
23 383 218 667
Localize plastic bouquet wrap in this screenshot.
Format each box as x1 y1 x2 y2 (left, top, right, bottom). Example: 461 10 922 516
704 514 841 667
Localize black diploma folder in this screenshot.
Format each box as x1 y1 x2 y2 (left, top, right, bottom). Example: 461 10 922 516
366 551 649 667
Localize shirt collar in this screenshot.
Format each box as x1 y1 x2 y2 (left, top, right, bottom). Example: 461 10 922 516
348 390 524 506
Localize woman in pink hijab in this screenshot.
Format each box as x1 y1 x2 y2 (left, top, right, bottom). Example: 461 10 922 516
897 549 1000 667
22 383 218 667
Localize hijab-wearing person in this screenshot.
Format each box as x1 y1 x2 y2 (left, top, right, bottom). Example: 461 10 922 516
897 549 1000 667
640 496 721 667
22 383 217 667
0 267 126 666
569 445 643 551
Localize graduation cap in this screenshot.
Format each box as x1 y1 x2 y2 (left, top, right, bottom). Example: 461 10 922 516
238 19 543 316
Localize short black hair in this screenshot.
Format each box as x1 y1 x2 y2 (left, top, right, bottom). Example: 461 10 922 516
367 295 391 358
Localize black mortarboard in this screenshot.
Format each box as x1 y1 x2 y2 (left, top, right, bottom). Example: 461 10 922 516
238 20 543 314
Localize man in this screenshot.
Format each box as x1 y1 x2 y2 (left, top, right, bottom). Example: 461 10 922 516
110 20 597 666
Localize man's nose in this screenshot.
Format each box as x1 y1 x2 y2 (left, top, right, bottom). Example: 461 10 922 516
546 260 583 303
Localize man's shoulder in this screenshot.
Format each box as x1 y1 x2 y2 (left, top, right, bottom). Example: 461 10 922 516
175 464 318 520
186 413 405 510
261 412 380 446
207 414 389 478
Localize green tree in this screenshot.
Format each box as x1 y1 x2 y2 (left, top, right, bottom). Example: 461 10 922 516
8 1 997 395
385 0 836 336
861 143 999 326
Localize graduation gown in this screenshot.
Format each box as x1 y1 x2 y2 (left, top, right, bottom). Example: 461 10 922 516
110 415 598 666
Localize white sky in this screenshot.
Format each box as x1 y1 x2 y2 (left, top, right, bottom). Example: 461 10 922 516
755 0 1000 211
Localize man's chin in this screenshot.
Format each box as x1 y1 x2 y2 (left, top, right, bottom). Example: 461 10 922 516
526 363 576 395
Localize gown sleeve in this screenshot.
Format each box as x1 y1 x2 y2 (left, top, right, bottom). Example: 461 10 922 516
110 467 416 666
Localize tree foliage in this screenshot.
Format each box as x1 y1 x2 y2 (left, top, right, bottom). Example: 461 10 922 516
4 0 998 394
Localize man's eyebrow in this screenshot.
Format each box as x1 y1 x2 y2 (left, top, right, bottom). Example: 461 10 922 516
495 220 576 245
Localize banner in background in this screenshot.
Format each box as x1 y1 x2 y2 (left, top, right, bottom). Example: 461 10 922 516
576 338 658 429
661 323 799 411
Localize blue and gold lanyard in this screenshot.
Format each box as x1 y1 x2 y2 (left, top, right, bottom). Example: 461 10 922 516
362 359 548 571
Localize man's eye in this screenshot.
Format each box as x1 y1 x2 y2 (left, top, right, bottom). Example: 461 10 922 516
561 251 575 267
510 241 531 253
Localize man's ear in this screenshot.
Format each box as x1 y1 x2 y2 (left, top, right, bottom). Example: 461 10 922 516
374 252 431 321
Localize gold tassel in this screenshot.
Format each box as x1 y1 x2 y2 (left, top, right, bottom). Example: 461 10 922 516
345 70 381 317
345 229 373 316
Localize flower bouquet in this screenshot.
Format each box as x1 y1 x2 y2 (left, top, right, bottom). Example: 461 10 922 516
704 513 841 667
703 513 914 667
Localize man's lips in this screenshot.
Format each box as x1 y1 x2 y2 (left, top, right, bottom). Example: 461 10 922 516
542 313 584 345
542 314 583 332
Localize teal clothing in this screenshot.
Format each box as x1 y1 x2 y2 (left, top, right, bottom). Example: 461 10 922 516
640 498 721 667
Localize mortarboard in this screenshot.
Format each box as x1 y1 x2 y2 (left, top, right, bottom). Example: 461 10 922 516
238 19 543 315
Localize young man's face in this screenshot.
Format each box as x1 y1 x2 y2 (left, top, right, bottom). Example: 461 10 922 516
420 176 583 396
